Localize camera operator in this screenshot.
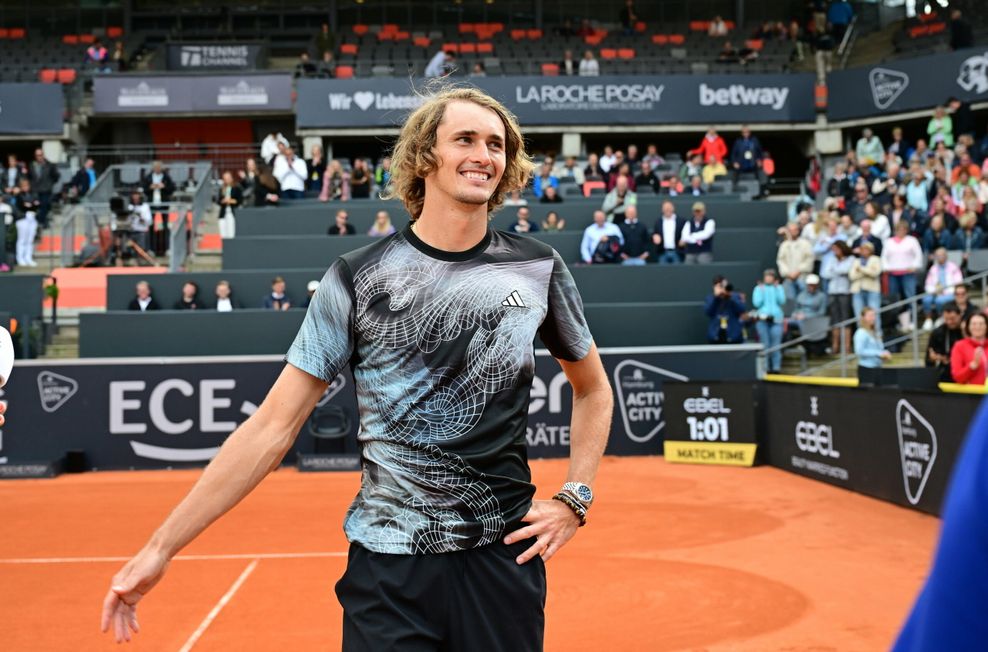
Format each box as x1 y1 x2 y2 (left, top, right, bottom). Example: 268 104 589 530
704 275 746 344
126 189 152 254
110 190 152 265
752 269 786 374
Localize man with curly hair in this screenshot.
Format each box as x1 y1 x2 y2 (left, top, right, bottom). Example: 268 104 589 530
101 86 612 651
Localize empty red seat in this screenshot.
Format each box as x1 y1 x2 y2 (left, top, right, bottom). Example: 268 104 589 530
745 39 764 51
0 29 9 39
441 42 459 53
510 29 526 40
413 36 431 48
459 23 475 34
668 34 685 45
541 63 559 76
651 34 669 45
618 48 635 59
393 31 409 40
600 48 617 59
62 34 79 44
526 29 542 39
106 26 123 38
476 42 494 54
689 21 709 32
335 65 354 79
634 21 647 33
8 28 25 39
38 69 57 83
459 42 476 53
353 24 368 35
57 68 77 84
340 43 358 55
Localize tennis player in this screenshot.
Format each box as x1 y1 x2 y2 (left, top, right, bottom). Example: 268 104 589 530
101 86 613 650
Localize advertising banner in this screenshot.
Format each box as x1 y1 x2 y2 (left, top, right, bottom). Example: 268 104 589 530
93 74 293 115
296 74 817 128
827 46 988 121
165 42 266 71
0 84 64 134
662 382 758 466
0 346 758 472
762 383 980 515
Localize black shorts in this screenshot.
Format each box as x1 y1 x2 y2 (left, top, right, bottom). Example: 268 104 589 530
335 538 546 651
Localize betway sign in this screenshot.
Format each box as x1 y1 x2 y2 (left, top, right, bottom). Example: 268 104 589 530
297 74 816 128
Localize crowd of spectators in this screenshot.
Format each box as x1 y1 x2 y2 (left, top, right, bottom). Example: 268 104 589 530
0 149 62 271
127 275 321 313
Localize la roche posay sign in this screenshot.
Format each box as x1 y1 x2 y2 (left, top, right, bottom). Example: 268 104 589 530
297 74 816 128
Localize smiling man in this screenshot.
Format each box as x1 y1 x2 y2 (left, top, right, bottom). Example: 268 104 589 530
101 87 612 651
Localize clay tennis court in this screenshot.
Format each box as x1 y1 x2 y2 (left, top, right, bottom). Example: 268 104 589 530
0 456 936 651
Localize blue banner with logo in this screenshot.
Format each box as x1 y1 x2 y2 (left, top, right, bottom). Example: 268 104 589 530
296 74 817 128
93 73 293 115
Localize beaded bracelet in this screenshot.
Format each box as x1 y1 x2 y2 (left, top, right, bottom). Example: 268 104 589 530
552 492 587 527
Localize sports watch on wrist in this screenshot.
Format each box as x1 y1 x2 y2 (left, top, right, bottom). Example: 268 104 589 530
561 482 594 507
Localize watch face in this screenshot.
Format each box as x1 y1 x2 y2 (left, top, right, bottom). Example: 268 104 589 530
575 485 593 503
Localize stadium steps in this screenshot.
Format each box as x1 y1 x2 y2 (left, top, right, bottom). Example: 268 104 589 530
778 330 932 378
42 325 80 359
844 22 900 68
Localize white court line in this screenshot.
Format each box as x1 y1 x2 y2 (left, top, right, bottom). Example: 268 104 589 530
0 551 347 565
177 559 258 652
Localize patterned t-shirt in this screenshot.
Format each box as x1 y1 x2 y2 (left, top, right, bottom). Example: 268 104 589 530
285 225 593 554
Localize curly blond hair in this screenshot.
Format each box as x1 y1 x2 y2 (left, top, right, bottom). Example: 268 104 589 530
382 85 534 221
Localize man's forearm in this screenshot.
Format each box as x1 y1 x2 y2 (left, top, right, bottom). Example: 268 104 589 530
146 413 298 559
566 384 613 485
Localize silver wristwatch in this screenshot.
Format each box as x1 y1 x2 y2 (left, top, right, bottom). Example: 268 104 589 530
561 482 594 507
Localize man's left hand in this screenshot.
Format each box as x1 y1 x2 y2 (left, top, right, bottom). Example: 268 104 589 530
505 499 581 565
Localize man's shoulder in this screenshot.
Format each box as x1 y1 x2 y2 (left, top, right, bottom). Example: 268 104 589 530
340 230 405 270
491 228 557 261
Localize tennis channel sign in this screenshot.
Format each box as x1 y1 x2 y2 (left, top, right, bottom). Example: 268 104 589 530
662 382 758 466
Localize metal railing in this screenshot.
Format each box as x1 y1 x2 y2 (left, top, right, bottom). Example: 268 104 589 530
837 15 859 69
71 145 257 184
760 269 988 378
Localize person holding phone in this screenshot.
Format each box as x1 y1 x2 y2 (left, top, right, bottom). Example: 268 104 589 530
951 312 988 385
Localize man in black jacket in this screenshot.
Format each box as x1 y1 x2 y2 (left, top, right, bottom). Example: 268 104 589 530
127 281 160 312
142 161 175 207
926 302 963 381
617 205 650 265
29 149 60 229
729 125 766 196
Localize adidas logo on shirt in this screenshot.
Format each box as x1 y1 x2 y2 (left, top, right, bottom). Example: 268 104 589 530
501 290 526 308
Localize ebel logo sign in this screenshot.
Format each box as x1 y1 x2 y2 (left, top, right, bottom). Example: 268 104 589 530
217 79 269 106
795 395 839 459
37 371 78 413
613 360 687 443
698 83 789 110
180 45 250 68
683 385 731 442
118 81 169 108
514 83 665 111
869 67 909 110
957 52 988 94
896 399 937 505
328 91 422 112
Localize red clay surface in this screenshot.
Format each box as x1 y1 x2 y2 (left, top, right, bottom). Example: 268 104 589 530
0 457 939 651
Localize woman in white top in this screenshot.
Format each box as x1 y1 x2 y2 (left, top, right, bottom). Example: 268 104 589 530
863 200 891 240
881 220 924 332
578 50 599 76
214 280 241 312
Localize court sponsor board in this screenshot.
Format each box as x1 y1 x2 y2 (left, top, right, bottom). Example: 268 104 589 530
827 46 988 121
0 84 64 134
662 382 758 466
93 74 293 114
762 383 978 515
296 74 816 128
0 346 758 470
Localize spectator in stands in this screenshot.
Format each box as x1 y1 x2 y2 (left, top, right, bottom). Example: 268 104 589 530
827 161 853 201
626 145 640 171
533 161 558 199
827 0 854 43
173 281 207 310
687 175 706 196
951 312 988 384
320 160 350 202
928 106 954 148
601 175 637 220
923 247 963 329
327 209 356 235
689 128 728 166
904 166 931 213
576 18 595 37
349 159 372 199
617 205 649 266
368 210 395 237
557 19 577 38
927 301 963 381
13 178 39 268
425 50 456 78
469 62 486 77
887 127 913 162
508 206 539 234
540 186 563 204
238 157 258 203
260 132 289 165
812 216 846 272
633 161 659 194
111 41 127 72
128 281 160 312
581 209 623 264
316 50 336 78
294 52 316 78
709 16 729 37
680 201 716 264
262 276 292 311
28 149 58 229
652 200 684 264
954 284 980 319
951 151 980 185
729 125 766 196
705 276 745 344
315 22 335 58
599 146 617 174
559 49 578 76
642 145 663 170
854 306 891 369
949 9 974 51
256 162 282 207
620 0 638 35
306 144 327 194
923 213 952 259
856 128 884 170
374 156 392 190
882 220 925 331
948 97 975 140
792 274 827 322
217 171 242 240
607 163 634 191
665 175 685 196
584 153 605 182
3 154 24 196
838 214 861 242
862 201 892 241
823 240 854 353
84 38 112 73
845 179 872 222
303 280 319 308
542 211 565 232
850 241 882 318
273 147 307 200
753 269 786 373
814 19 836 81
142 161 175 207
701 155 726 186
716 41 740 64
504 189 527 206
777 221 814 299
65 157 96 202
952 211 984 265
125 188 153 255
552 156 583 185
214 280 241 312
852 219 884 257
578 50 599 76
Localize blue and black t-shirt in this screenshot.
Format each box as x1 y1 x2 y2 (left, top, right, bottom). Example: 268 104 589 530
286 225 593 554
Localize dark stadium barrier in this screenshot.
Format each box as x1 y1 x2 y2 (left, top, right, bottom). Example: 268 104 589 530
236 198 786 236
0 83 64 134
79 300 717 356
0 274 46 322
0 345 759 471
222 232 773 270
761 382 980 516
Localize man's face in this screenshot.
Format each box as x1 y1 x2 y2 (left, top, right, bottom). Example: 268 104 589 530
807 283 819 293
741 127 751 139
222 172 233 185
615 176 628 193
216 284 230 299
593 211 605 226
6 155 15 167
425 101 506 210
693 208 705 220
273 281 286 294
34 149 43 161
641 162 651 175
625 205 637 221
955 288 968 305
944 311 962 329
337 211 348 225
691 176 702 188
183 283 196 298
788 222 800 238
861 221 871 235
935 249 947 264
136 284 149 299
517 207 530 222
662 202 674 217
